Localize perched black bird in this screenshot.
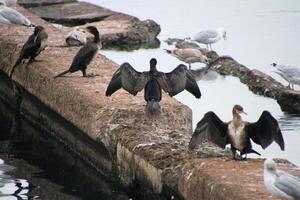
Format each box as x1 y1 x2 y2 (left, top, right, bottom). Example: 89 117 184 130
54 26 101 78
189 105 285 160
106 58 201 114
9 25 48 78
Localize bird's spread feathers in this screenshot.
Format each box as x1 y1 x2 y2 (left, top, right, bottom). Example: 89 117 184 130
189 106 284 159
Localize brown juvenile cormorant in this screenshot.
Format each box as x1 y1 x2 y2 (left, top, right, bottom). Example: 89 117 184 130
9 25 48 78
54 26 101 78
189 105 285 160
106 58 201 114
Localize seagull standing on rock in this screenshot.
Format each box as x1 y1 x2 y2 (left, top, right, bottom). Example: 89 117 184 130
271 63 300 89
187 28 227 50
0 0 32 26
264 159 300 199
164 48 209 69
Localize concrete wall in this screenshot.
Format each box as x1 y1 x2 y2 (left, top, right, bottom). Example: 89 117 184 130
0 4 299 200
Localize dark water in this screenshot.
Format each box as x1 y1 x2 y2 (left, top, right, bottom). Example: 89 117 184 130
0 88 131 200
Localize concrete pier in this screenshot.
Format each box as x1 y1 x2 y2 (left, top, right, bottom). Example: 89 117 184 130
0 4 300 200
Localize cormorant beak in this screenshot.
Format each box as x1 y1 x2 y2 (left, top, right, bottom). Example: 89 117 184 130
240 111 247 115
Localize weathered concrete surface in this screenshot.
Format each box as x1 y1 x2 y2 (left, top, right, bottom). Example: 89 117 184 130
1 5 300 200
18 0 77 7
166 38 300 114
25 1 161 47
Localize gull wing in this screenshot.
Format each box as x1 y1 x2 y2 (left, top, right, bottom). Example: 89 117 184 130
246 111 285 150
158 64 201 98
189 111 228 149
274 172 300 199
194 29 218 41
106 62 149 96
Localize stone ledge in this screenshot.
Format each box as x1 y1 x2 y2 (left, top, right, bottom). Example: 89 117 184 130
1 5 300 200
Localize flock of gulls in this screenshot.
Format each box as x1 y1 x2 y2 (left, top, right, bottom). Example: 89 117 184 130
1 1 300 199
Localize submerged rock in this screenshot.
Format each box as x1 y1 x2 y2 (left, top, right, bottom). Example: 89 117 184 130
23 1 161 48
166 38 300 114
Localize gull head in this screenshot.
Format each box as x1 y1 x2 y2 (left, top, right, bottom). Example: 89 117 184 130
184 37 192 42
0 0 6 6
271 63 277 67
264 159 277 174
218 28 227 40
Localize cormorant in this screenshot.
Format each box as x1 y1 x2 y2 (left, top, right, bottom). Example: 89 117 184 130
186 28 227 50
164 48 209 69
54 26 101 78
9 25 48 78
264 159 300 199
106 58 201 114
189 105 285 160
0 1 33 26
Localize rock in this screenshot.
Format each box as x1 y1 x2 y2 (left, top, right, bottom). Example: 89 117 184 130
165 38 300 114
17 0 77 7
24 2 161 47
26 2 114 25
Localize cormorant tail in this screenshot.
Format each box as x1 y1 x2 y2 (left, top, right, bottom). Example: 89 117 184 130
54 70 70 78
9 57 22 78
250 149 261 156
146 99 160 115
164 49 172 54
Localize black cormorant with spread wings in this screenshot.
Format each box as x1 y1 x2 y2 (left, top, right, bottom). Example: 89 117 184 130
54 26 101 78
9 25 48 78
106 58 201 114
189 105 285 160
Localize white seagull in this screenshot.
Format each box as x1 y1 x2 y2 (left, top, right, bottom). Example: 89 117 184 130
164 48 209 69
0 0 32 26
271 63 300 89
264 159 300 200
188 28 227 50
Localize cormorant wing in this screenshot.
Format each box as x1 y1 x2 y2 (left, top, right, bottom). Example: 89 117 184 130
246 111 285 150
189 111 228 149
106 62 149 96
69 43 98 72
19 34 40 58
158 64 201 98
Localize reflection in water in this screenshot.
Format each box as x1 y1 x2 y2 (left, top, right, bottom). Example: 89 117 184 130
278 115 300 132
0 159 32 199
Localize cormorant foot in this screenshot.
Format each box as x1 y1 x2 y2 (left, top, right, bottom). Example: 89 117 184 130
84 72 97 78
29 58 42 63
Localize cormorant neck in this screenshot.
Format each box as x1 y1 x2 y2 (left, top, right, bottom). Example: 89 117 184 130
232 113 242 126
93 33 100 43
150 66 157 73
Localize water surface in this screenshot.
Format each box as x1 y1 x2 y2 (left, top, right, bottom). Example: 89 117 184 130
88 0 300 166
